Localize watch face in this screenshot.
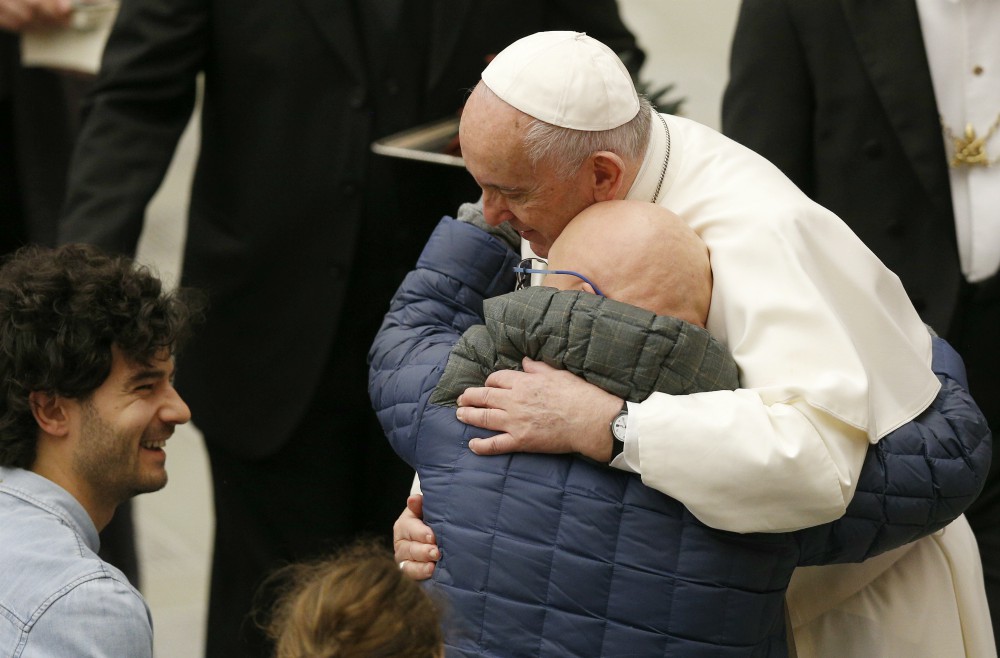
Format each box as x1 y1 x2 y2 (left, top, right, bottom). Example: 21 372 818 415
612 413 628 441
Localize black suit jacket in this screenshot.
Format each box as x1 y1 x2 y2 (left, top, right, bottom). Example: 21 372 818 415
722 0 961 335
60 0 642 458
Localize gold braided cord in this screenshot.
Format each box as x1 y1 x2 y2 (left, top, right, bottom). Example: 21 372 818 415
941 112 1000 168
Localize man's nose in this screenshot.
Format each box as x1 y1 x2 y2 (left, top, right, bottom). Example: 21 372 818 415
481 192 514 227
160 385 192 426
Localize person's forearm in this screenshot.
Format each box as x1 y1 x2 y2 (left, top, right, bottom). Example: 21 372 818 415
633 390 867 533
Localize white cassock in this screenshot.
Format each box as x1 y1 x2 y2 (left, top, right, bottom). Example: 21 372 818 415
617 111 992 658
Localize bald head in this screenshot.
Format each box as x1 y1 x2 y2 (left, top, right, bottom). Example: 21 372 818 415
544 200 713 328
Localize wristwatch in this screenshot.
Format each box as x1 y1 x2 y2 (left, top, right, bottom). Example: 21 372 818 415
608 401 628 462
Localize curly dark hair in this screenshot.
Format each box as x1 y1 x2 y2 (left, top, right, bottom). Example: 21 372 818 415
0 244 202 469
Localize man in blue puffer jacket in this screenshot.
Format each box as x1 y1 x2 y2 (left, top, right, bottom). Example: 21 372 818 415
370 203 991 656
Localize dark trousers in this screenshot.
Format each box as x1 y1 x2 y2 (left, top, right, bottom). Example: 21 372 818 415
203 350 414 658
953 275 1000 647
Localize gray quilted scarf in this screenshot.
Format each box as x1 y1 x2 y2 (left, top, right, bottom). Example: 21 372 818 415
431 286 738 406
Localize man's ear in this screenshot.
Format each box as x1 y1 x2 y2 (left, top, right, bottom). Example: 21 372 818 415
590 151 628 201
29 391 71 437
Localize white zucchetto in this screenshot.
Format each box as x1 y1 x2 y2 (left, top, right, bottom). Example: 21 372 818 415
481 31 640 131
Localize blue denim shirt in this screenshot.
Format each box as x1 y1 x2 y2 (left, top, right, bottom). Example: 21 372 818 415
0 467 153 657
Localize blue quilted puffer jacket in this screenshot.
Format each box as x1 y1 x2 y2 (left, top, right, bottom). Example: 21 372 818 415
369 217 991 657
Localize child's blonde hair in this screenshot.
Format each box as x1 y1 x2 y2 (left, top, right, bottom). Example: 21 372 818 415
264 541 444 658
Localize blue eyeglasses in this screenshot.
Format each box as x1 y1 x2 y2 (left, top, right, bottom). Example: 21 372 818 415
513 258 605 297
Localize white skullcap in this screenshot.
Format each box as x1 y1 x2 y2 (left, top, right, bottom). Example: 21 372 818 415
481 31 640 131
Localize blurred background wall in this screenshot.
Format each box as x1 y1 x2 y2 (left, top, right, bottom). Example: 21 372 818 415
621 0 741 130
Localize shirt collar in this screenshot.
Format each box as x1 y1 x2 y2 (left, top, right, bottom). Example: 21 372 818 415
0 466 100 551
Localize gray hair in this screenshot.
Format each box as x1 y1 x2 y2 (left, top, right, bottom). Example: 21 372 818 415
520 94 654 179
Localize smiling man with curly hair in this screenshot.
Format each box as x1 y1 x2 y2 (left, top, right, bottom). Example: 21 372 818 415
0 244 200 657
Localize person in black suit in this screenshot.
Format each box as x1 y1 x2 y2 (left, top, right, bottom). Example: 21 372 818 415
722 0 1000 645
58 2 644 656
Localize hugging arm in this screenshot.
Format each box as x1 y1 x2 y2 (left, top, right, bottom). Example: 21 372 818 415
794 336 991 564
368 213 519 467
370 212 519 577
459 335 989 558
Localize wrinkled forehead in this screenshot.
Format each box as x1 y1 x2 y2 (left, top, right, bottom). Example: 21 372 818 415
460 92 536 183
460 85 525 147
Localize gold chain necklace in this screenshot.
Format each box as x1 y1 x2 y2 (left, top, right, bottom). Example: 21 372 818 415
941 112 1000 168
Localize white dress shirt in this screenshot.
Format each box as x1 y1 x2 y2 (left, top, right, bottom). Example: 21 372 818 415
917 0 1000 282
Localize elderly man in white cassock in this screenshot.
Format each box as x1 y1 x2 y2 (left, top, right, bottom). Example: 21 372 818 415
387 32 994 657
